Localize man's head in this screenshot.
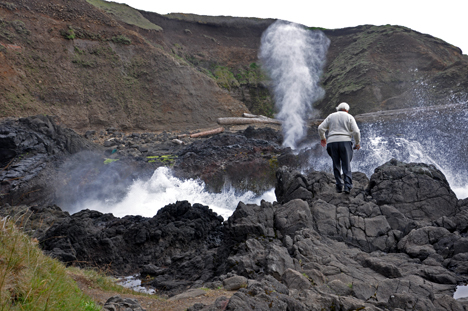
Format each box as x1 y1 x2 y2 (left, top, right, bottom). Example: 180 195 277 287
336 102 350 112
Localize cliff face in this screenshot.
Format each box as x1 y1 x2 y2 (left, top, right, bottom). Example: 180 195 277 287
1 0 467 131
318 25 468 115
0 0 248 132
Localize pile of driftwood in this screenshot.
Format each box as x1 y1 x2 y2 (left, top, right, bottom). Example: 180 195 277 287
178 113 324 143
174 113 280 143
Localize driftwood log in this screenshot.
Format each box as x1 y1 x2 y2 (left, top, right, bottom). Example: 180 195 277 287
217 117 282 125
243 113 263 118
190 127 224 138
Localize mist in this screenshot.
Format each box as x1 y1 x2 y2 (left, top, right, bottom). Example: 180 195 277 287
55 153 276 219
259 20 330 149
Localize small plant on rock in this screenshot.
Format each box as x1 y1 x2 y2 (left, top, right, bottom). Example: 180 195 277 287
110 35 131 45
61 26 76 40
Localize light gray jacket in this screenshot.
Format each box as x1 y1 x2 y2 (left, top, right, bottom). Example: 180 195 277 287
318 111 361 145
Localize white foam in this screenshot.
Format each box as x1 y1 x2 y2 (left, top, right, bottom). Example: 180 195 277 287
454 285 468 299
73 167 276 219
308 133 468 200
116 275 155 294
452 186 468 200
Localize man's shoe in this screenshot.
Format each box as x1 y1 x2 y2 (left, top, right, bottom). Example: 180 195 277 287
336 187 343 193
344 188 350 194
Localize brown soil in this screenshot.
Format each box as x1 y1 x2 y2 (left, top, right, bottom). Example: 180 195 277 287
71 273 234 311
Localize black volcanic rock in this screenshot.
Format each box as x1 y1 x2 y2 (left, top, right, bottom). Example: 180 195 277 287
368 158 458 221
174 132 282 193
27 158 468 309
0 115 96 206
39 200 224 295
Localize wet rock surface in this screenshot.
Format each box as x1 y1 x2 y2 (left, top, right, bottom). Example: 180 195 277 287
0 115 96 206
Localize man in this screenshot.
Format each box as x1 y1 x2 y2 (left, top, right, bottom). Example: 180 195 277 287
318 102 361 194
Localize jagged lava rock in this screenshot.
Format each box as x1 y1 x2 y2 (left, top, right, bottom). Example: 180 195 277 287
368 158 458 221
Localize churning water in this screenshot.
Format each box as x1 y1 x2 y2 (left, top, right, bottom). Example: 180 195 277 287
68 166 276 219
65 107 468 219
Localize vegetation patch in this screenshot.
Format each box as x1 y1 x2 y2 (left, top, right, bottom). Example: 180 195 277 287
0 2 16 10
109 35 132 45
147 155 177 166
60 26 76 40
72 57 96 68
103 158 119 164
86 0 162 31
213 66 240 90
11 20 29 35
0 218 101 310
307 26 328 31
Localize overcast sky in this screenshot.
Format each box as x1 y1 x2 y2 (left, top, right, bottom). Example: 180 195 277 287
112 0 467 55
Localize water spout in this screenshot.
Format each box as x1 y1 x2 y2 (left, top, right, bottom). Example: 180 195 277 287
259 20 330 150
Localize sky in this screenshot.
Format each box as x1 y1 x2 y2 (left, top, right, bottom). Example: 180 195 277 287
113 0 467 55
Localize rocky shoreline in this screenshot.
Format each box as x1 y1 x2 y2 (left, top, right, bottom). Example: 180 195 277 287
2 115 468 310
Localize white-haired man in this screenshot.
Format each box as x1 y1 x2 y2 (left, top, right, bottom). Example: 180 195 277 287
318 102 361 194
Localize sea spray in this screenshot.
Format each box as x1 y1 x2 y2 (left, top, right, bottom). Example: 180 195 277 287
308 112 468 199
259 20 330 149
67 167 276 219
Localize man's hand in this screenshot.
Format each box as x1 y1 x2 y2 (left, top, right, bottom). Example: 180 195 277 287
354 144 361 150
320 139 326 147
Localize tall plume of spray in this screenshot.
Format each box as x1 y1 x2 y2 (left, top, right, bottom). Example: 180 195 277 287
259 21 330 149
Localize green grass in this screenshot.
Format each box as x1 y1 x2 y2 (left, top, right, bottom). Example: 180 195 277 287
110 35 132 45
0 218 101 310
146 155 177 166
86 0 162 31
104 158 119 164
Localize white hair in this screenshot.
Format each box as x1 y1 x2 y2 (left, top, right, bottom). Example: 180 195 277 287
336 102 350 112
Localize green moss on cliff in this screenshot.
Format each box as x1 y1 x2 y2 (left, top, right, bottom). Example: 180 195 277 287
86 0 162 31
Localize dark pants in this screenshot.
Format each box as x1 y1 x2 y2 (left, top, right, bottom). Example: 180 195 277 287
326 141 353 190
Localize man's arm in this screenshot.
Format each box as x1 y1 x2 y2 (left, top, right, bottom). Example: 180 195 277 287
318 118 329 147
350 117 361 148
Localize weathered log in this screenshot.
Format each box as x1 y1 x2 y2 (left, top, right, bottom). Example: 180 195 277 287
242 113 269 119
190 127 224 138
172 139 185 145
217 117 282 125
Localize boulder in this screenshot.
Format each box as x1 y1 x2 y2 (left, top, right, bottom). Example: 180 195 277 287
174 132 282 193
224 201 275 242
40 201 224 288
223 276 248 291
282 269 311 290
103 295 145 311
368 159 458 221
0 115 96 206
274 199 313 238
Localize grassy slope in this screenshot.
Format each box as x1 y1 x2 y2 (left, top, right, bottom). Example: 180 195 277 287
0 218 99 310
0 217 151 310
86 0 162 31
0 217 233 310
